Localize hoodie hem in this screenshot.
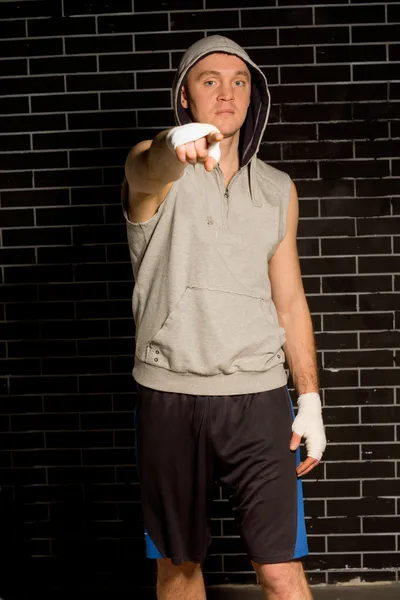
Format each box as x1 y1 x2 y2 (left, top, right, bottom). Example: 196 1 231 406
133 359 288 396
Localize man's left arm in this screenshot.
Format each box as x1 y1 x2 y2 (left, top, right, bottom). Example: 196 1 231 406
268 180 326 477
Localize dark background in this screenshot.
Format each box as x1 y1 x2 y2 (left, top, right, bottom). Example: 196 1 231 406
0 0 400 595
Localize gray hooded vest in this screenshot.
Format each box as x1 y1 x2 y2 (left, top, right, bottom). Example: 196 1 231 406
122 35 292 395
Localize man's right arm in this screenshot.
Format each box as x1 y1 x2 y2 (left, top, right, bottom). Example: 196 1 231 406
123 127 223 224
123 130 185 224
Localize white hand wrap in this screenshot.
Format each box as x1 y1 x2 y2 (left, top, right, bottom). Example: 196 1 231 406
292 392 327 461
165 123 221 164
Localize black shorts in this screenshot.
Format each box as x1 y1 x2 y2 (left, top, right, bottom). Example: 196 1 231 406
134 383 308 566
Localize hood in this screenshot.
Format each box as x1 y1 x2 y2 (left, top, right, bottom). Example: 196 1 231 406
172 35 271 170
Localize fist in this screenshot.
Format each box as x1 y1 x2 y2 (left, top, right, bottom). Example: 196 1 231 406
165 123 224 172
176 131 224 171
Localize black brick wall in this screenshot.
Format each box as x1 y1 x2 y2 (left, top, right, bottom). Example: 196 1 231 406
0 0 400 593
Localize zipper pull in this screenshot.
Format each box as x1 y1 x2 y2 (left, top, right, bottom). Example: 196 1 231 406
224 189 229 198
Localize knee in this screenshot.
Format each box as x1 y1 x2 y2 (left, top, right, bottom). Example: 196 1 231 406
157 558 202 583
252 560 305 596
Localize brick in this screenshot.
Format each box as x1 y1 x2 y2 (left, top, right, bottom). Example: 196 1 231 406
281 65 350 85
363 479 400 497
6 300 74 322
361 331 400 350
9 376 78 395
34 168 103 188
99 52 169 72
30 56 97 75
28 16 95 37
318 82 387 103
325 350 392 369
0 1 61 19
135 31 203 52
33 131 101 150
323 236 391 257
323 444 359 462
320 122 389 142
0 208 34 228
327 461 395 480
307 294 356 313
353 24 400 44
354 102 400 120
354 63 400 82
283 142 352 161
356 140 400 158
65 34 133 55
321 197 390 217
8 340 75 359
0 38 62 58
359 256 400 275
67 73 135 92
0 113 66 133
0 151 67 171
2 226 70 246
206 0 272 6
171 10 238 30
0 248 36 266
328 535 395 553
361 369 400 387
101 90 170 109
328 498 395 518
318 44 386 65
0 19 25 38
364 553 400 570
320 160 389 179
359 293 400 312
316 5 385 25
242 7 312 28
326 425 394 443
0 134 30 152
364 517 400 534
282 103 352 123
43 357 110 376
0 97 29 116
281 25 349 46
0 58 27 77
299 218 355 237
260 47 315 68
315 332 358 351
306 553 361 571
357 216 400 236
40 320 108 340
322 275 392 293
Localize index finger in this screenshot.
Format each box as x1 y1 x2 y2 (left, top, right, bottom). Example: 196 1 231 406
206 131 224 145
296 457 319 478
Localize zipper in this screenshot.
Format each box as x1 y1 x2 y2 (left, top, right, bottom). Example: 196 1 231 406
216 165 242 229
223 188 229 223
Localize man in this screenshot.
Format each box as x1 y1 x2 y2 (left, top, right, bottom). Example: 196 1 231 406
122 36 326 600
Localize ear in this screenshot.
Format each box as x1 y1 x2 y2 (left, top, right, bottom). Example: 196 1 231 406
180 84 188 109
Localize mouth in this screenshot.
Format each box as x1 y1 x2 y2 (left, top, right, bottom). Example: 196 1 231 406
215 110 235 114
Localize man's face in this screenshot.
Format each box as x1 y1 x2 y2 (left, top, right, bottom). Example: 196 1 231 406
180 53 251 138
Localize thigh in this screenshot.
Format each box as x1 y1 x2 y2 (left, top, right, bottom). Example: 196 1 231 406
135 384 214 565
211 385 308 563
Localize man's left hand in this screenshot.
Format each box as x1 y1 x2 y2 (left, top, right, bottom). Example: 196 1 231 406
289 392 327 477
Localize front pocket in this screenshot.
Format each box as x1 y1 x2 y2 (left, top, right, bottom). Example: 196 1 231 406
145 286 280 376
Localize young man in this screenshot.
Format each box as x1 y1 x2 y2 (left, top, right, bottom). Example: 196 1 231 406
122 36 326 600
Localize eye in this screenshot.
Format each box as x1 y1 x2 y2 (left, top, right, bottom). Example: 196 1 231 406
234 80 246 86
204 80 216 87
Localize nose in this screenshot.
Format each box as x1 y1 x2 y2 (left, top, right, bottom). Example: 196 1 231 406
217 82 234 102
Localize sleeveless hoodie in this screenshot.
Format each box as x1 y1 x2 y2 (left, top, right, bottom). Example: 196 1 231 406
122 35 292 395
